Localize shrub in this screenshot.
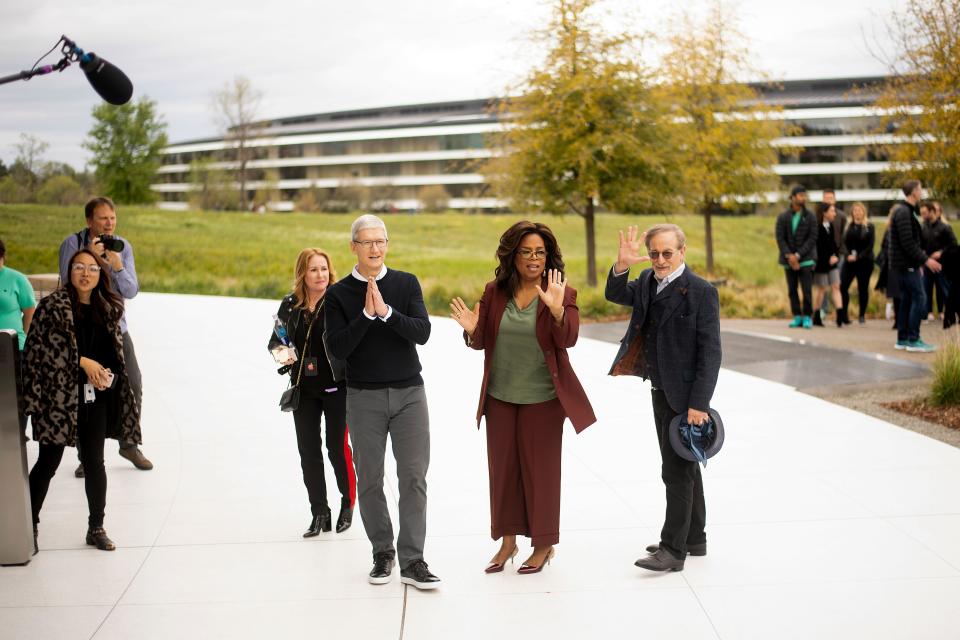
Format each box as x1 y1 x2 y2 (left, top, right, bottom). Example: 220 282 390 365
36 175 85 206
930 334 960 406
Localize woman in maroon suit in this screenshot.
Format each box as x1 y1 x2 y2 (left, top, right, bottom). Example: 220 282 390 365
450 221 596 574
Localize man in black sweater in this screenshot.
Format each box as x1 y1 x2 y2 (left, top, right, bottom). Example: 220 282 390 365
324 214 441 590
889 180 942 352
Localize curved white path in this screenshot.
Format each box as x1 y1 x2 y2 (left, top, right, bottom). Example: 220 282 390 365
2 292 959 639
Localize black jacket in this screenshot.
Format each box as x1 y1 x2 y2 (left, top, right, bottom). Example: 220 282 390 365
775 207 818 267
605 266 722 414
268 294 345 383
815 221 839 273
843 222 875 263
921 219 958 255
889 201 928 270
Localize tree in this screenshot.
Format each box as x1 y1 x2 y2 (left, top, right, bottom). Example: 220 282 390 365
0 159 8 179
187 158 236 211
657 1 788 275
213 76 263 211
484 0 674 286
418 185 450 212
83 97 168 204
9 133 49 199
36 175 85 206
874 0 960 203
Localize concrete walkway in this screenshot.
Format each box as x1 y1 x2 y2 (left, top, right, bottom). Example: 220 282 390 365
2 293 959 639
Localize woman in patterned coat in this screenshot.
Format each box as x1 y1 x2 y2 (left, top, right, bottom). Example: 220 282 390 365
23 249 140 553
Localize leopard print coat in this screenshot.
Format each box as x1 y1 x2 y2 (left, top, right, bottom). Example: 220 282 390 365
22 287 141 447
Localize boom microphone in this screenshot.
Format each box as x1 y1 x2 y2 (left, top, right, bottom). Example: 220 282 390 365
78 51 133 105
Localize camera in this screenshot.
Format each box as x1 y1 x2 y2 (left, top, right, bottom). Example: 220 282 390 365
97 234 125 252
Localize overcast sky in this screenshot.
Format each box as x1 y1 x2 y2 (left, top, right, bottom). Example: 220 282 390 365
0 0 897 170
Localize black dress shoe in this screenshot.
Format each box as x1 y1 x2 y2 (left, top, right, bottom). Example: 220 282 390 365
401 559 442 590
86 527 116 551
635 547 684 572
303 510 332 538
336 506 353 533
369 552 395 585
645 542 707 557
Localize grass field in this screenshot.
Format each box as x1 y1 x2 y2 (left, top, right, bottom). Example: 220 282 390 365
3 204 955 319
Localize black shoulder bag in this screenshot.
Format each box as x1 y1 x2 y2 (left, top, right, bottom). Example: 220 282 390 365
279 300 321 412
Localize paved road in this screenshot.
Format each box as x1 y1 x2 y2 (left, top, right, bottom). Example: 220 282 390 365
580 320 930 390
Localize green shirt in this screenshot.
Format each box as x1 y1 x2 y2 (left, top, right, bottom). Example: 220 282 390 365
0 266 37 350
783 211 816 269
487 298 557 405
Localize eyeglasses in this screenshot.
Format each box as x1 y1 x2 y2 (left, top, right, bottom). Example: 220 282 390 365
71 263 101 274
648 250 679 261
354 239 387 250
517 248 547 260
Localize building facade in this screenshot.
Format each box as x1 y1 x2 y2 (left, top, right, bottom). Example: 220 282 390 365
153 77 906 214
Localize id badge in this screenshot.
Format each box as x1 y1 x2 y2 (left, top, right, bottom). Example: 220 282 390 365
303 357 319 377
83 383 96 404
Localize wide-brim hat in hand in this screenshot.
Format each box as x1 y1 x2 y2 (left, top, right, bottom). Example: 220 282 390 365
669 409 725 465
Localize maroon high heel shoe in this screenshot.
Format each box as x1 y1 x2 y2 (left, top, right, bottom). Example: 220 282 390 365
484 545 519 574
518 547 555 574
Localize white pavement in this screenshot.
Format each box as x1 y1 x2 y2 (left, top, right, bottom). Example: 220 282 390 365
3 292 960 640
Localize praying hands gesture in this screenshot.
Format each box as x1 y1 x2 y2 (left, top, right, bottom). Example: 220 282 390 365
616 226 650 273
536 268 567 323
366 277 389 318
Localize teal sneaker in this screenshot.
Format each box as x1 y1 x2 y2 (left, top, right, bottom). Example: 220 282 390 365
801 315 813 329
894 340 909 350
788 315 803 328
905 340 936 353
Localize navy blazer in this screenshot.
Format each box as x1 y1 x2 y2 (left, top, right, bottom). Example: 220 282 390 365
605 265 722 414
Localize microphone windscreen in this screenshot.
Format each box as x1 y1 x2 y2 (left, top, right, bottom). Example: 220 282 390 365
79 53 133 105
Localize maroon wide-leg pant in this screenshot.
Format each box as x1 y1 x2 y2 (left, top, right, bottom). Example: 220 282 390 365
484 395 565 547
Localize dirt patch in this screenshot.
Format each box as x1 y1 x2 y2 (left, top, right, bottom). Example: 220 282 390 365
883 398 960 432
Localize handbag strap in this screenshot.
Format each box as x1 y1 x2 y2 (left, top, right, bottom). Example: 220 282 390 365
291 298 324 388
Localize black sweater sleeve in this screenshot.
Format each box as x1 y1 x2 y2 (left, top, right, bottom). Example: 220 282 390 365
383 275 431 345
324 286 375 361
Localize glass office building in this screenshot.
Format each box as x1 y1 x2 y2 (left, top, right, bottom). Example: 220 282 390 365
153 76 905 214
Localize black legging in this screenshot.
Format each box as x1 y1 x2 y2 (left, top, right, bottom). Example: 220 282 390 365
292 387 355 515
840 258 874 319
29 399 108 529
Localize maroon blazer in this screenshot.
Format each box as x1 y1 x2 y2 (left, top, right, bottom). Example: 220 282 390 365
466 279 597 433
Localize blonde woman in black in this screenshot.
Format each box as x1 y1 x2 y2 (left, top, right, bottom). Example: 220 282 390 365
270 249 356 537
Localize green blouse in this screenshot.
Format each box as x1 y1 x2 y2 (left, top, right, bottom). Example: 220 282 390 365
487 298 557 405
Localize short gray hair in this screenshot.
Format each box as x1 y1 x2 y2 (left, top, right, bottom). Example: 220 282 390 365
644 223 685 249
350 214 388 242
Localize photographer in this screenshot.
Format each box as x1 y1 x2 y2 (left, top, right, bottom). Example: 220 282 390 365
58 196 152 473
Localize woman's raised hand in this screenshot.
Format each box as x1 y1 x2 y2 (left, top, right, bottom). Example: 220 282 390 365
450 297 480 336
536 268 567 316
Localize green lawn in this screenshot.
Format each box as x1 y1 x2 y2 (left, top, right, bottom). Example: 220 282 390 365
3 204 953 319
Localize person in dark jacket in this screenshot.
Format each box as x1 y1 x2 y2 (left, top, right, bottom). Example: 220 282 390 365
606 223 722 573
269 248 356 537
839 202 875 324
875 208 902 329
889 180 942 352
812 203 843 326
920 200 957 320
450 221 596 575
775 185 818 329
819 189 847 319
23 249 140 554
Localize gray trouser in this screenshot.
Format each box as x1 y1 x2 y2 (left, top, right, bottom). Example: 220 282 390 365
119 331 142 450
346 385 429 568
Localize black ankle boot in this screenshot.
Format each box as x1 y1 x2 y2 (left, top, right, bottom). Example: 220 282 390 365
86 527 116 551
336 505 354 533
813 312 824 327
303 510 332 538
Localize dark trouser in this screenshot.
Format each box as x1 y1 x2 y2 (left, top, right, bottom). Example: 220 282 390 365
30 400 108 528
347 385 429 567
924 270 951 315
484 395 564 547
840 258 874 319
896 269 926 343
292 388 356 515
651 389 705 559
784 266 814 316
